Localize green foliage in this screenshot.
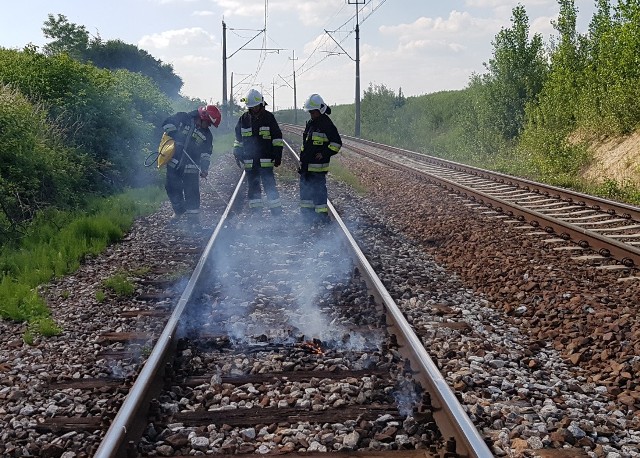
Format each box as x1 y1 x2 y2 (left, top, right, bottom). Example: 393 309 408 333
102 273 135 297
274 109 308 127
42 13 89 59
0 47 173 217
593 178 640 203
361 83 406 143
518 128 591 183
0 277 50 322
328 104 355 136
0 188 163 334
85 39 183 98
96 290 107 302
576 0 640 135
456 78 513 159
480 5 548 142
33 317 62 337
329 158 367 195
42 14 183 97
0 83 87 240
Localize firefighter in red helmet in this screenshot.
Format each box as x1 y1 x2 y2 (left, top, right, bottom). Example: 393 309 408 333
233 89 284 215
299 93 342 224
161 104 221 226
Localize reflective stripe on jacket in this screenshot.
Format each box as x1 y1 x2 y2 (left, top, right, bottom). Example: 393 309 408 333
233 109 283 169
300 114 342 174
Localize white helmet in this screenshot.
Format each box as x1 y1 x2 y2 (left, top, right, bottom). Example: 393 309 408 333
303 93 327 114
242 88 265 108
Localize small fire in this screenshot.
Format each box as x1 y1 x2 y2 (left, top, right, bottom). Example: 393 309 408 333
298 339 325 355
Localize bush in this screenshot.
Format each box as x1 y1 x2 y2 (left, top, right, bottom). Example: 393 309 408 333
0 84 87 241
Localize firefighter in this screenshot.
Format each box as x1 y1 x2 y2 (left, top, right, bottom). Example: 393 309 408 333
162 104 221 225
299 93 342 224
233 88 284 215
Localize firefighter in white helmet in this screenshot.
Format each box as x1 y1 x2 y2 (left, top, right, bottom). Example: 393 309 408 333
161 104 221 226
233 88 284 215
299 93 342 224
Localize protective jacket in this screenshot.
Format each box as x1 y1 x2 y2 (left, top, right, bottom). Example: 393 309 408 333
233 110 283 170
161 110 213 219
162 110 213 175
300 114 342 173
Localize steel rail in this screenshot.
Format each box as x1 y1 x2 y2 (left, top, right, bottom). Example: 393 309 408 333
285 139 493 457
329 200 493 457
93 172 246 458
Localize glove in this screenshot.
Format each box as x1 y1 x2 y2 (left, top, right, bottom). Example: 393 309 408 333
200 170 208 179
273 157 281 167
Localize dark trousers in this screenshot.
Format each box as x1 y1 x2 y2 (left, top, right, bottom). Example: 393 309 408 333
299 172 328 218
165 167 200 215
246 166 281 209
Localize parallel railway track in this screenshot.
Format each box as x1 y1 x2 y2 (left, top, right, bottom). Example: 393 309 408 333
282 124 640 274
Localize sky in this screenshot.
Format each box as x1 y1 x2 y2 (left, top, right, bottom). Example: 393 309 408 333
1 0 598 110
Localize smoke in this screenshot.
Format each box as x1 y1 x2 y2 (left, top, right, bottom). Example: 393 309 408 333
393 376 421 418
182 214 377 351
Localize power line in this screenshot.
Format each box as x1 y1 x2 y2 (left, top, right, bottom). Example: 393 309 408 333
285 0 388 81
227 0 388 108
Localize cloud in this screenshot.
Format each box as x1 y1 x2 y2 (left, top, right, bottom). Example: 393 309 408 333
464 0 551 8
193 10 215 17
212 0 269 18
213 0 349 28
139 27 219 52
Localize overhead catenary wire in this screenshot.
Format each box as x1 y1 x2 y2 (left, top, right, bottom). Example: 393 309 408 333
229 0 388 106
279 0 388 85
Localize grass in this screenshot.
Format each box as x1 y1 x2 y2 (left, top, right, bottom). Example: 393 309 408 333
330 154 367 194
0 186 165 341
102 272 136 297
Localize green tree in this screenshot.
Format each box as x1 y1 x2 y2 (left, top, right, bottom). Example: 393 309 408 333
519 0 591 182
42 14 89 59
482 4 547 141
84 39 183 97
41 14 183 98
361 83 400 142
529 0 582 134
0 47 172 192
597 0 640 133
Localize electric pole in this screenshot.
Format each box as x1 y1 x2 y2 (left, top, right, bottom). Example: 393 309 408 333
290 50 298 125
348 0 365 137
222 20 228 125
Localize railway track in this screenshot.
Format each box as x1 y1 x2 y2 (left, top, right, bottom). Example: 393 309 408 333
4 132 639 458
90 146 493 457
282 124 640 276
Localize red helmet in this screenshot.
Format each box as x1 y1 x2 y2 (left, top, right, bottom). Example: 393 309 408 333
198 105 222 128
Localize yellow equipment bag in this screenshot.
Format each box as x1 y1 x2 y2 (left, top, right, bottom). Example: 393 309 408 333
157 132 176 168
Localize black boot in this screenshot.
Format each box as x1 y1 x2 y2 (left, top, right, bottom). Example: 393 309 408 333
315 213 330 226
300 208 315 224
